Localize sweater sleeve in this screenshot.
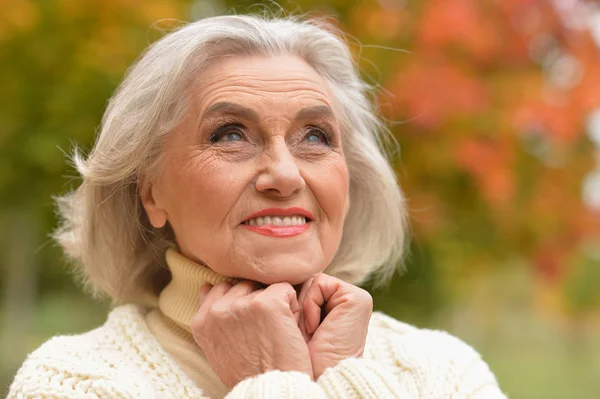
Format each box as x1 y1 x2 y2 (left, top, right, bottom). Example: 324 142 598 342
316 355 506 399
451 355 508 398
421 330 508 398
226 370 327 398
314 313 508 399
317 357 416 398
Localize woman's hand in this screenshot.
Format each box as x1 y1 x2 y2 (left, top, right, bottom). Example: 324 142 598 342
191 281 314 389
298 274 373 379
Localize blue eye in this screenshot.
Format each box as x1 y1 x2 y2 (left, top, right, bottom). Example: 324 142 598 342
305 128 330 145
222 132 243 142
209 124 245 143
306 133 322 143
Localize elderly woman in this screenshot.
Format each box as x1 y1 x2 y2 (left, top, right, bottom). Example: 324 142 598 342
9 14 507 399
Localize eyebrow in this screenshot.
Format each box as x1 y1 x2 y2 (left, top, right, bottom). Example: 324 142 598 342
294 105 334 121
201 102 335 123
202 102 259 121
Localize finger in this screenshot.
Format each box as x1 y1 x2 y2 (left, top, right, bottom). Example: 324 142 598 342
297 278 317 333
225 280 264 298
199 281 233 310
244 288 265 302
303 275 342 334
289 288 302 324
298 312 312 343
263 283 298 312
283 290 305 330
199 283 213 304
297 276 316 310
303 282 323 335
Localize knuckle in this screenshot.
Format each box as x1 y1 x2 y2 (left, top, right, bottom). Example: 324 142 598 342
267 282 285 290
190 313 207 333
249 294 271 312
352 288 373 308
230 298 249 314
274 283 296 305
210 302 231 319
279 283 295 296
265 282 292 298
362 290 374 306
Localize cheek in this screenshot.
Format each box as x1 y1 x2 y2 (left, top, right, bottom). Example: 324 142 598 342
163 150 251 233
306 158 349 226
308 159 349 264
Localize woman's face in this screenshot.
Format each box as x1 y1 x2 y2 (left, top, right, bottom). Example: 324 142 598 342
141 54 349 285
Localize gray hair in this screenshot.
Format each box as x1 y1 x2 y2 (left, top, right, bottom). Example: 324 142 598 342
54 14 408 306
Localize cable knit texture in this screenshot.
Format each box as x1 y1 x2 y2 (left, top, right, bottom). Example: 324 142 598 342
7 249 508 398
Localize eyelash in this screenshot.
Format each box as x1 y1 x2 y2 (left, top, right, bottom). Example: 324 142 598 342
208 123 244 143
208 123 333 146
305 126 332 146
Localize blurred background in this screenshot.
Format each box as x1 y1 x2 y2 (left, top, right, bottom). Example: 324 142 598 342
1 0 599 397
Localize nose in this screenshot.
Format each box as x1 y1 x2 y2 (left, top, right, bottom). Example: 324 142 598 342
255 138 305 198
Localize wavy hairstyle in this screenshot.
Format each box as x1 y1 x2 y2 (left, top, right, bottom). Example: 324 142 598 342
54 13 408 306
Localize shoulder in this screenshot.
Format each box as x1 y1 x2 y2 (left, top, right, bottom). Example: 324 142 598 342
366 311 486 363
366 312 505 397
367 311 482 360
7 305 171 398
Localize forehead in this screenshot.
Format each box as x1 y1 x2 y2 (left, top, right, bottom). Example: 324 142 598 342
190 54 336 113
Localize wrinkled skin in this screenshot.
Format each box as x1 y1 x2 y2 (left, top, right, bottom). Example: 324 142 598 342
140 54 372 389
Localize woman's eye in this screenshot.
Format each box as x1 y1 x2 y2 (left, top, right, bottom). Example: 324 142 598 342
209 124 245 143
305 128 330 145
222 132 243 142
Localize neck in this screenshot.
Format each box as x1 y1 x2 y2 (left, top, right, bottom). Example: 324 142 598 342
158 247 237 333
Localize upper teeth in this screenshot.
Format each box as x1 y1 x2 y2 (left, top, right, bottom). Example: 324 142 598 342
245 216 307 226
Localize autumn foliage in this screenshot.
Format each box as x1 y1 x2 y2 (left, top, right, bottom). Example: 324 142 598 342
0 0 599 322
347 0 600 319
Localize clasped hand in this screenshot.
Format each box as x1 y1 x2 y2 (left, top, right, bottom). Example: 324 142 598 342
191 274 373 389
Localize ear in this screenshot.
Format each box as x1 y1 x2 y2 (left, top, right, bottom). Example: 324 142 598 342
139 176 168 228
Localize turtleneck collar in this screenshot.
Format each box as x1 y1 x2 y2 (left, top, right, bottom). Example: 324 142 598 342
143 248 234 397
158 247 237 334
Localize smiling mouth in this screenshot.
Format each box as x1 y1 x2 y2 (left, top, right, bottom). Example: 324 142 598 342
241 215 310 226
240 215 312 238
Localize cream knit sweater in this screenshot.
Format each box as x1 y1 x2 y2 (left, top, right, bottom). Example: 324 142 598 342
8 250 508 398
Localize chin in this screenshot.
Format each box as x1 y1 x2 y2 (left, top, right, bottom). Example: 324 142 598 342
248 261 324 286
255 273 312 286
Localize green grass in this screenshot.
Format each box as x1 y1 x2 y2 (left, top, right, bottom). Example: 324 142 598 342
483 342 599 398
